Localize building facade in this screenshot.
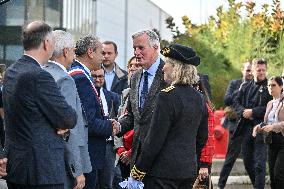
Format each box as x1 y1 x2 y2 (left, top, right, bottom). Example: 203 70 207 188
0 0 172 68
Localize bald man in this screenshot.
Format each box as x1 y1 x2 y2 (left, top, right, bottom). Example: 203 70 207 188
2 21 77 189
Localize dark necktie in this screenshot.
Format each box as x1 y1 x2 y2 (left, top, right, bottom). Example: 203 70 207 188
140 71 149 108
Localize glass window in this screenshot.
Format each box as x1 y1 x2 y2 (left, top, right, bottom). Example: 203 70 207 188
0 45 3 59
45 0 61 27
3 0 25 26
6 45 23 61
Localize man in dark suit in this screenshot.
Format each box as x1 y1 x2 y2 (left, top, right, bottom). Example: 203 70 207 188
130 44 208 189
217 61 252 189
68 35 120 189
102 41 128 95
91 68 120 189
3 21 77 189
118 29 167 168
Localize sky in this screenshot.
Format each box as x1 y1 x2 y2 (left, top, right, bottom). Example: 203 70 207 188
151 0 283 30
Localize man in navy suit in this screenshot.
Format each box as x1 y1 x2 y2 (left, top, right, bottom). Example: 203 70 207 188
69 35 120 189
91 68 120 189
3 21 77 189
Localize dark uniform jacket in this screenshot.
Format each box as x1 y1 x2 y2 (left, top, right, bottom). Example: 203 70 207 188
3 55 77 185
233 79 272 137
135 85 208 179
119 59 167 167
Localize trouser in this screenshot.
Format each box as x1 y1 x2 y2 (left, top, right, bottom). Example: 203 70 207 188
85 169 97 189
217 131 243 188
268 142 284 189
143 176 194 189
7 182 64 189
96 141 116 189
242 126 267 189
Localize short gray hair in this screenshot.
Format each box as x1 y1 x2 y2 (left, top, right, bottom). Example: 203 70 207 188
132 29 160 48
52 30 73 57
75 34 100 56
164 57 199 85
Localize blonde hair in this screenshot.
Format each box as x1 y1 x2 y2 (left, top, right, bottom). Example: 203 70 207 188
165 57 199 85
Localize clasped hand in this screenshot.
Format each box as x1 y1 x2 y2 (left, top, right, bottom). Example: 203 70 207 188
110 119 120 136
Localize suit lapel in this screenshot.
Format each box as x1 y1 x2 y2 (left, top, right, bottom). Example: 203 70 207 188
140 60 165 116
111 74 119 91
132 69 143 118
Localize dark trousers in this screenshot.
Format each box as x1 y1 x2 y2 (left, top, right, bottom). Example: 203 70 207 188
268 142 284 189
217 131 242 188
242 126 267 189
96 141 116 189
7 182 64 189
143 176 194 189
85 169 97 189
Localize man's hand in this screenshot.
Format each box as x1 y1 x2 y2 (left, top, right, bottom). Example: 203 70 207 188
73 174 85 189
252 125 261 137
0 158 7 177
120 151 131 165
57 129 69 135
243 109 253 119
110 119 120 136
262 125 274 133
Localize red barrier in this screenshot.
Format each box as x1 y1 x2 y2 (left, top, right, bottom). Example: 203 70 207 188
213 109 228 159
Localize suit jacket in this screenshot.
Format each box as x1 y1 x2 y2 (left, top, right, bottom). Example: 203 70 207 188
135 85 208 179
102 88 120 119
119 59 167 167
69 60 112 169
3 55 77 185
43 61 92 179
103 63 128 95
223 78 243 132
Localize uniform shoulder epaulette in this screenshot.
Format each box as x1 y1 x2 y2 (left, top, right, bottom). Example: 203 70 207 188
161 85 175 93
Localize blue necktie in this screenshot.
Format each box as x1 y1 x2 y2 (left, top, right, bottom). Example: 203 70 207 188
140 71 149 108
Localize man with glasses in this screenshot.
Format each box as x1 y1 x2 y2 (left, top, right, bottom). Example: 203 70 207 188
234 58 272 189
90 68 120 189
218 61 253 189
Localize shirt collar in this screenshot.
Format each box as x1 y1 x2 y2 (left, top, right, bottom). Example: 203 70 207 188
143 57 160 76
103 64 116 75
24 54 42 67
49 60 68 73
75 59 91 76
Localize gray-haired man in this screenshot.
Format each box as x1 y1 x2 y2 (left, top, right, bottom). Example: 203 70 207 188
43 30 92 189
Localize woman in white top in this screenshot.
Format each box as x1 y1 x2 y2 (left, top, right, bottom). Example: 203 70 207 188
253 76 284 189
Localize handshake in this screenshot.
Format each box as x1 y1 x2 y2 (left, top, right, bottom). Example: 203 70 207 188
110 119 121 136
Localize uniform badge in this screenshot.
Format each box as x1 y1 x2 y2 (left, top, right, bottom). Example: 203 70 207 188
161 85 175 92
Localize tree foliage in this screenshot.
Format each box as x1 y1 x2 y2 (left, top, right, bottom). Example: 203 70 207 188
165 0 284 108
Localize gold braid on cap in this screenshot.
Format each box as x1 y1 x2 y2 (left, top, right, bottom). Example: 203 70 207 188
161 47 170 56
130 165 146 181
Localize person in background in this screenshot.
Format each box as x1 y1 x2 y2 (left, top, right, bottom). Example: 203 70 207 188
217 61 253 189
90 68 120 189
115 56 142 180
102 41 128 95
234 58 272 189
194 80 215 189
253 76 284 189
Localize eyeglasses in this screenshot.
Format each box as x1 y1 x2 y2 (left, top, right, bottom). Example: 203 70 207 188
281 76 284 79
268 84 276 87
92 75 104 79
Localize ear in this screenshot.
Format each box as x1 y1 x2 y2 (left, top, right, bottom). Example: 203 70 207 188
63 48 68 58
43 39 48 51
87 48 94 59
